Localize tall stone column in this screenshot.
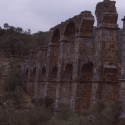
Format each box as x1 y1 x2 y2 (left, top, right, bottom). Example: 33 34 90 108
44 45 51 97
72 11 94 112
55 39 64 110
27 50 37 97
119 17 125 116
34 49 40 99
91 0 119 105
120 17 125 80
27 51 32 96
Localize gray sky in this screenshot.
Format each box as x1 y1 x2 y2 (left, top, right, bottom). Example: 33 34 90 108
0 0 124 33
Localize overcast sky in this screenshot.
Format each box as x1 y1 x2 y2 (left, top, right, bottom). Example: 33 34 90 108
0 0 124 33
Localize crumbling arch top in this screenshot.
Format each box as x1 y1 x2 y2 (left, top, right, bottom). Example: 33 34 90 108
64 21 75 37
51 29 60 43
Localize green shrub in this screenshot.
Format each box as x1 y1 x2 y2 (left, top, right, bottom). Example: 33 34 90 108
31 98 35 103
90 100 125 125
3 68 22 92
56 103 75 121
34 98 44 106
90 100 106 121
0 100 124 125
27 106 52 125
32 96 53 107
49 104 91 125
0 101 25 125
44 96 54 107
0 86 23 106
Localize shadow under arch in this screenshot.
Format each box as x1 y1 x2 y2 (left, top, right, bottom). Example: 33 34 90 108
31 68 36 81
63 63 73 81
40 67 46 81
25 68 28 80
50 66 57 81
75 62 94 114
80 62 94 81
29 68 36 96
51 29 60 43
64 21 75 37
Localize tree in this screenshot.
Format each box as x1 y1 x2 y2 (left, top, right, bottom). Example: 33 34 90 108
0 27 5 37
33 31 48 46
3 65 22 92
16 27 23 34
0 23 48 59
3 23 9 30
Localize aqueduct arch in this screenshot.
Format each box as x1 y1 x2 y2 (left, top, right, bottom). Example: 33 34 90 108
24 0 121 114
64 22 75 37
31 68 36 81
51 29 60 43
29 68 36 96
80 62 94 81
25 69 28 81
40 67 46 81
50 66 57 80
63 64 73 81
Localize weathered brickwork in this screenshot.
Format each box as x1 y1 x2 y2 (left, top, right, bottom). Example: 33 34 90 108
22 0 125 113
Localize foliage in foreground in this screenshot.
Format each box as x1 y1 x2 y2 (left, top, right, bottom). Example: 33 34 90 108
3 68 22 92
0 100 125 125
0 60 23 106
0 66 125 125
33 96 54 108
0 65 125 125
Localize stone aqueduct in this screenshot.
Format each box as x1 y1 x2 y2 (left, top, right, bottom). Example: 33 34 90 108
22 0 125 113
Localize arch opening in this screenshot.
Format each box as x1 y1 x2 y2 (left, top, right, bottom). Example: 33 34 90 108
64 22 75 37
40 67 46 81
25 69 28 80
51 29 60 43
29 68 36 96
80 62 93 81
51 66 57 80
31 68 36 81
64 64 73 80
75 62 93 112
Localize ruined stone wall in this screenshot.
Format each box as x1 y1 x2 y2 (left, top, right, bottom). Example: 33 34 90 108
22 0 124 113
119 17 125 115
90 0 119 107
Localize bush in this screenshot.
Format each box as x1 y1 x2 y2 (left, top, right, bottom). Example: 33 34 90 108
0 100 124 125
31 98 35 103
90 100 106 121
0 101 25 125
90 100 125 125
3 68 22 92
27 106 52 125
34 98 44 106
56 103 75 121
32 96 54 108
0 86 23 106
44 96 54 107
49 103 91 125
